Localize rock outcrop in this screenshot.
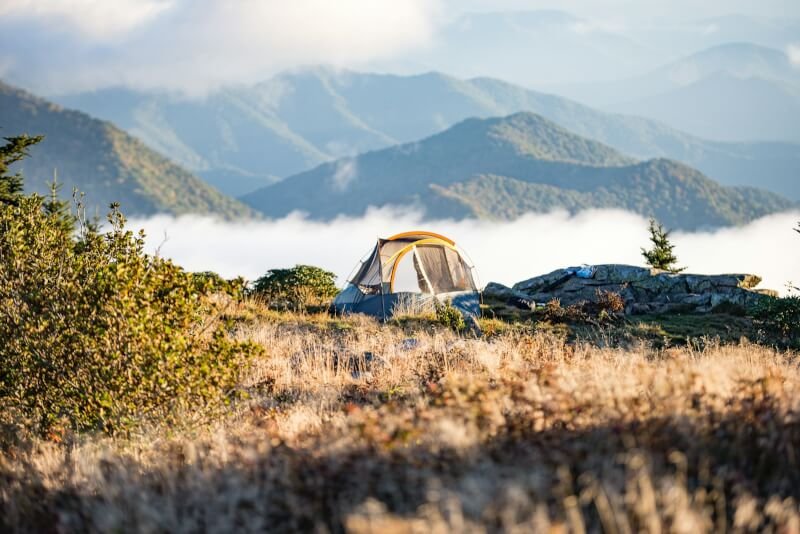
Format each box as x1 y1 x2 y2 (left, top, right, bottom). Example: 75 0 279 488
485 264 777 314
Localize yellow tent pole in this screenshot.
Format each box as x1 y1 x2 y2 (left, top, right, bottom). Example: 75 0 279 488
386 230 455 245
386 238 459 292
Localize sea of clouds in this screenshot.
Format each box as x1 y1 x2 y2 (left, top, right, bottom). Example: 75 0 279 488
130 208 800 295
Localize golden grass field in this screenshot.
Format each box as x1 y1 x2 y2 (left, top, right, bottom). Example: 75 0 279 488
2 302 799 533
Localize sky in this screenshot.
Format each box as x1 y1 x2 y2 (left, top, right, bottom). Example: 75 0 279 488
0 0 797 95
2 1 797 293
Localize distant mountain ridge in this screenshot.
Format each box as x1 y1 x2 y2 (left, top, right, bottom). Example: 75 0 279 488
557 43 800 144
242 112 794 230
0 81 256 219
56 68 800 200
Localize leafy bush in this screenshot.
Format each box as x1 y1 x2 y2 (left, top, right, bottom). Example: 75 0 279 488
0 197 258 436
752 296 800 348
191 271 247 299
435 300 467 333
251 265 338 311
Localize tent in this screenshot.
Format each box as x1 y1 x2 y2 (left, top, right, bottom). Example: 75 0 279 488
333 231 480 321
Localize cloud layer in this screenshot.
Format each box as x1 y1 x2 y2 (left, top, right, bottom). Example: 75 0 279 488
0 0 440 95
788 44 800 68
129 209 800 296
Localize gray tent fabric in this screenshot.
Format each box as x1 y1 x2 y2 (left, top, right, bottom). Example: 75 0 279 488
333 231 480 322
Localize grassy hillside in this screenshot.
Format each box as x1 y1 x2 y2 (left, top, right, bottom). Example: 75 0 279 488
243 112 794 229
58 68 800 200
0 81 257 219
3 306 799 531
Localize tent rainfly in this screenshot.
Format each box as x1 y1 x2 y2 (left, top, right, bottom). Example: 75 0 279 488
333 231 480 321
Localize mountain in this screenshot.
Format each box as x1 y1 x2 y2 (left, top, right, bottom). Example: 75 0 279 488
622 15 800 60
618 72 800 143
242 112 794 230
371 11 800 88
0 81 256 219
57 68 800 201
558 43 800 143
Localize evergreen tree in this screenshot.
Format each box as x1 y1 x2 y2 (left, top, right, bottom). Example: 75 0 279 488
794 221 799 292
641 218 685 273
0 134 74 231
43 174 76 233
0 135 43 206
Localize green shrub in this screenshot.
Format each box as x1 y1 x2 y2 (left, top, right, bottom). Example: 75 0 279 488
191 270 247 299
0 197 258 436
752 296 800 348
435 300 467 333
251 265 338 311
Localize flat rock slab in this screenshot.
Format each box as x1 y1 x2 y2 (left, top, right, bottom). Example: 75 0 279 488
487 264 774 315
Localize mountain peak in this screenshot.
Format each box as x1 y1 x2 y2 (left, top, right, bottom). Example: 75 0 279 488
440 112 634 167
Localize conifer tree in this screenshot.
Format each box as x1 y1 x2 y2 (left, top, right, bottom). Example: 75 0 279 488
43 174 76 233
0 135 74 231
0 134 43 206
641 218 685 273
793 221 799 292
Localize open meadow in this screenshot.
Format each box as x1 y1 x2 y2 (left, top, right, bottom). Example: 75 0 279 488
2 301 799 533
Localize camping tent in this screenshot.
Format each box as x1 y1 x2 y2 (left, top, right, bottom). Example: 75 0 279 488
333 231 480 321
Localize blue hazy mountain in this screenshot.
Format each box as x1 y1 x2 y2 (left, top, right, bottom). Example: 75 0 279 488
58 68 800 200
242 112 794 230
557 43 800 143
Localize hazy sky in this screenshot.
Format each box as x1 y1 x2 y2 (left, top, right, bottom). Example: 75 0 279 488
447 0 799 19
0 0 797 94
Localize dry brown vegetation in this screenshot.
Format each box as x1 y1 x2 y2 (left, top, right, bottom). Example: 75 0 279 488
2 301 799 533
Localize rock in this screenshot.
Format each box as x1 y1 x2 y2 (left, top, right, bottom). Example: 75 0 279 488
483 282 532 302
494 264 776 316
483 282 536 310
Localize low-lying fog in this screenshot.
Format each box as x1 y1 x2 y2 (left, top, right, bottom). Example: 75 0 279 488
130 208 800 295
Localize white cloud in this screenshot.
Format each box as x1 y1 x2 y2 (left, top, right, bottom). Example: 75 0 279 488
0 0 441 95
129 208 800 296
330 159 358 192
788 44 800 68
0 0 171 40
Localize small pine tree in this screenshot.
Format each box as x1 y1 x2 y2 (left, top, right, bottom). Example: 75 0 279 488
793 221 799 292
0 135 44 206
43 173 75 233
641 218 685 273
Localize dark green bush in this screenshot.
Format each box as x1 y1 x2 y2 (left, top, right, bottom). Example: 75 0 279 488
251 265 338 311
0 197 258 436
752 296 800 348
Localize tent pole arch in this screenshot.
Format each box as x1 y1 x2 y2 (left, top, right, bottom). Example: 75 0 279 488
385 238 460 293
386 230 455 245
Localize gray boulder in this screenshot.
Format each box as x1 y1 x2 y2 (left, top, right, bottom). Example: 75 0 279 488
495 264 774 315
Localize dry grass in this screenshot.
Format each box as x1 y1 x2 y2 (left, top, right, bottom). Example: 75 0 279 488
1 302 799 533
